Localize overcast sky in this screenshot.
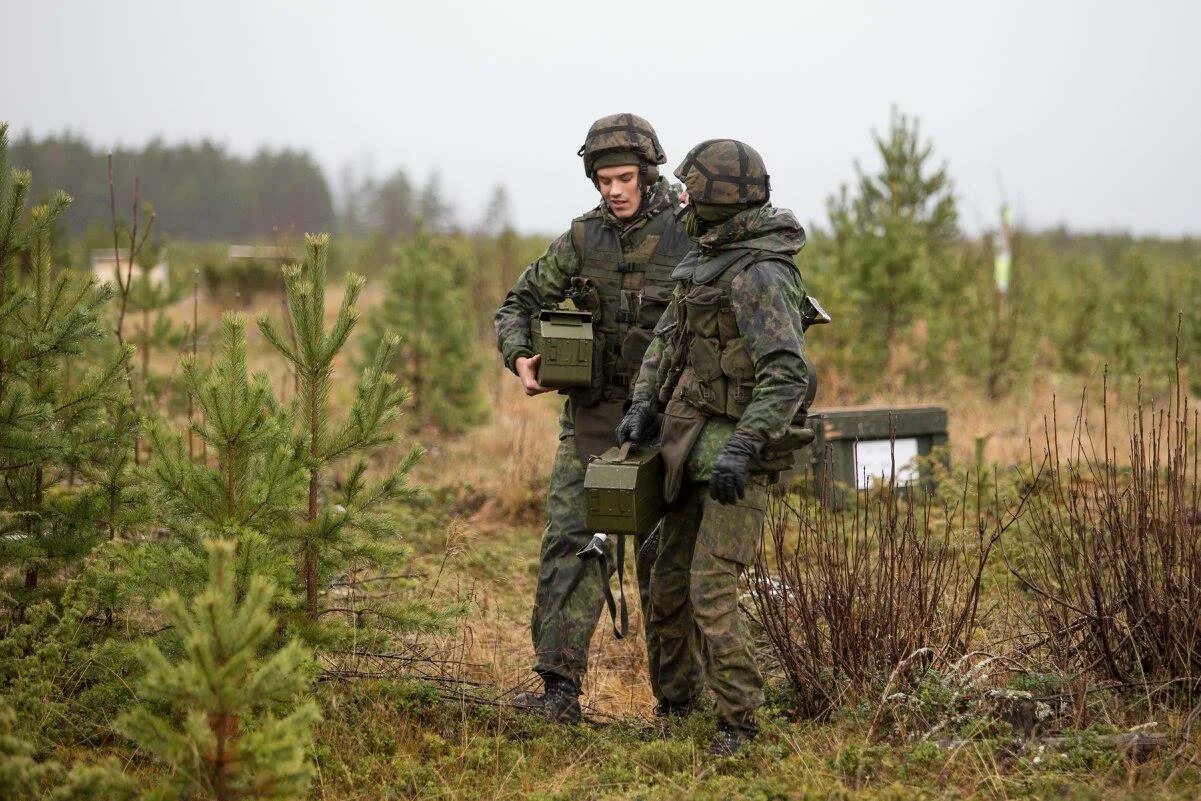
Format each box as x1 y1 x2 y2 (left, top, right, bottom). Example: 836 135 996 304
3 0 1198 236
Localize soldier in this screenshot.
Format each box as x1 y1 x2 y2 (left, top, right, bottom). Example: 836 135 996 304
617 139 814 755
494 114 697 723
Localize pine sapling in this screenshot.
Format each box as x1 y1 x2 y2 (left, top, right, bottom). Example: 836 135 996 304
117 539 320 801
0 122 134 601
134 313 304 603
361 228 486 433
258 233 422 623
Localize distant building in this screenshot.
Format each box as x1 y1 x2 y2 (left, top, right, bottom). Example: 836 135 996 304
90 249 169 288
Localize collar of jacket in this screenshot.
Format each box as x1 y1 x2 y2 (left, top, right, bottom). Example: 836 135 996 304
598 177 674 241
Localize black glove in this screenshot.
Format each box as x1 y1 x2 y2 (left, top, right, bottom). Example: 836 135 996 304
616 403 655 446
710 436 758 505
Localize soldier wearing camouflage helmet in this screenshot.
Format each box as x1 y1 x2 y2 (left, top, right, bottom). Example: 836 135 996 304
494 114 698 723
618 139 815 755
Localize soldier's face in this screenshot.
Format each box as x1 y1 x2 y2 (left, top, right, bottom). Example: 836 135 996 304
595 165 642 219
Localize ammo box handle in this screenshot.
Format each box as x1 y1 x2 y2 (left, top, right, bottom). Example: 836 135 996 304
539 309 590 325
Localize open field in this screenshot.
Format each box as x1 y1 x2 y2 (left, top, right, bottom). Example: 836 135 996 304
88 275 1198 800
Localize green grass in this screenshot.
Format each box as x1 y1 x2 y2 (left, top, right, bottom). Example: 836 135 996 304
303 478 1201 801
309 678 1201 800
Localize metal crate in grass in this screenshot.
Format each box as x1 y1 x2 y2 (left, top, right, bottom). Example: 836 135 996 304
798 404 949 506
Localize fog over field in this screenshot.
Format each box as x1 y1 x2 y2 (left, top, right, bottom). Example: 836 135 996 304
4 0 1199 236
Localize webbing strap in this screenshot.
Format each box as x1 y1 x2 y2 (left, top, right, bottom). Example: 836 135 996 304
594 535 628 639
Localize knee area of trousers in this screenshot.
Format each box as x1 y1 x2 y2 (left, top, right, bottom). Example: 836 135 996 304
654 619 695 640
688 578 739 619
647 593 691 628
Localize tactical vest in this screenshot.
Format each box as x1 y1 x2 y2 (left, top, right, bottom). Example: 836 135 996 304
569 206 693 406
660 248 765 420
657 248 814 485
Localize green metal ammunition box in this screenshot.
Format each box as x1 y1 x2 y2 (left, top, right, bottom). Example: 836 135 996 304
530 309 593 388
800 405 949 506
584 444 665 535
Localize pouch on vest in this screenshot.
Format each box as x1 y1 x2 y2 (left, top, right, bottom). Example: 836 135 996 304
683 285 725 337
686 338 727 416
637 284 673 328
719 337 756 419
620 327 653 378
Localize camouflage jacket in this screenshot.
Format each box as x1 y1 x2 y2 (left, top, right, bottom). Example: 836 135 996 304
632 204 810 462
493 178 681 373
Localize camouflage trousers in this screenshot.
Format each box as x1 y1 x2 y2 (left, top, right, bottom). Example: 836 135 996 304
531 429 665 697
649 477 768 731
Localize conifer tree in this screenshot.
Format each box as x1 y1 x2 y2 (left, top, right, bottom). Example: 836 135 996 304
361 229 485 433
0 122 134 601
258 233 421 622
0 699 54 799
117 539 320 801
827 108 959 383
127 237 185 406
129 313 305 603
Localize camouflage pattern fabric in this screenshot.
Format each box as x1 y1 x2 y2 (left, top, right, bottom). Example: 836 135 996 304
531 407 664 695
578 112 667 178
674 139 770 205
494 178 678 373
649 477 768 730
495 176 693 702
632 182 811 732
632 204 811 466
727 260 810 450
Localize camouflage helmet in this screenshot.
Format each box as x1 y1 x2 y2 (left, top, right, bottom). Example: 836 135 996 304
674 139 771 205
578 113 667 179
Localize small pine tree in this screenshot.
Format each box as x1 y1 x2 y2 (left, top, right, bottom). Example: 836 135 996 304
827 107 959 385
117 539 320 801
258 233 422 622
128 313 305 604
0 122 134 602
127 236 186 407
361 229 485 433
2 671 135 800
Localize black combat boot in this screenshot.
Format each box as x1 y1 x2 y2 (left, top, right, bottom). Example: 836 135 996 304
652 699 697 719
709 722 755 756
512 675 581 724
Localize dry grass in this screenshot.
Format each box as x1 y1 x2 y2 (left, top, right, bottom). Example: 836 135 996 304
411 373 659 720
127 278 1201 799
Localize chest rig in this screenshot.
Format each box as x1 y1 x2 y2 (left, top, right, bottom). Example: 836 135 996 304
660 248 768 421
569 206 692 407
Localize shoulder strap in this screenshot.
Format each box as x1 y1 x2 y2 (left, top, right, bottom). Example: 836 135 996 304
694 249 756 285
671 249 699 281
570 219 587 262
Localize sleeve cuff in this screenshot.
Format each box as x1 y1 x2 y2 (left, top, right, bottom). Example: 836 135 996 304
505 347 535 374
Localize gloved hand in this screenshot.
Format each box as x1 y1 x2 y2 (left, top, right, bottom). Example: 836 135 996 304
616 403 655 446
710 436 758 505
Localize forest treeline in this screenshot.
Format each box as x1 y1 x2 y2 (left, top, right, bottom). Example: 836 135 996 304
12 123 1201 402
8 131 491 243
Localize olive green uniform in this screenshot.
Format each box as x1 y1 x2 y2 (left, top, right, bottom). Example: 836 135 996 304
494 178 696 697
631 201 812 732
